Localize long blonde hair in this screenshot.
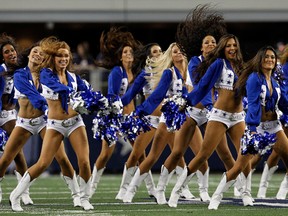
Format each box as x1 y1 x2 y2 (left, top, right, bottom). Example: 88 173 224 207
146 42 183 89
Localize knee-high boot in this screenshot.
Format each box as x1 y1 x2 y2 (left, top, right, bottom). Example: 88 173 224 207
234 173 243 197
115 165 137 200
241 172 254 206
61 172 81 207
257 163 278 198
144 170 156 198
208 173 236 210
276 174 288 199
14 170 34 205
196 168 211 202
122 168 148 203
175 166 195 199
10 171 33 212
90 166 105 198
168 167 195 208
79 177 94 210
155 165 175 205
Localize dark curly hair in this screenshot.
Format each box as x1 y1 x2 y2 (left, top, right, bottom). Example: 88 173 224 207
176 4 227 61
0 33 19 75
96 26 142 72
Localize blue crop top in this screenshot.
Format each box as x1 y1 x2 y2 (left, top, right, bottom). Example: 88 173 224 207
14 67 47 113
121 69 149 106
187 58 237 106
245 72 288 132
108 66 128 97
188 55 212 107
136 66 187 116
0 63 17 110
40 68 89 112
214 59 236 90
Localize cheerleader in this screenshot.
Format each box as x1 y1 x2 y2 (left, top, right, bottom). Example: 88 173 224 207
0 33 31 204
122 42 190 203
209 46 288 209
90 26 144 198
10 36 93 211
168 34 247 208
0 42 82 207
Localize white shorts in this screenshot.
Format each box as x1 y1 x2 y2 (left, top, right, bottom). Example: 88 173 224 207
0 109 17 126
46 115 85 138
186 106 209 126
16 115 46 135
207 108 245 129
144 115 160 129
257 120 283 134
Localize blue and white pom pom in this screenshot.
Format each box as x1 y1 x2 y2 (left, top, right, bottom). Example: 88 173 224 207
241 129 276 156
257 131 276 156
70 89 108 115
91 94 123 146
161 95 187 132
108 94 123 115
0 128 8 152
92 113 121 146
120 111 151 142
241 129 260 155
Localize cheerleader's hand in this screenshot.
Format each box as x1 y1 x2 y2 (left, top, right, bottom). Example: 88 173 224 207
70 93 89 114
133 107 145 118
111 100 123 114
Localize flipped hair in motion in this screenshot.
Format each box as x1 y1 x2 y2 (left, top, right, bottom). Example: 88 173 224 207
146 42 187 89
176 4 227 60
40 36 73 73
96 26 142 71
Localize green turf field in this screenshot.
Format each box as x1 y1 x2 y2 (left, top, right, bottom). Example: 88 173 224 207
0 172 287 215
